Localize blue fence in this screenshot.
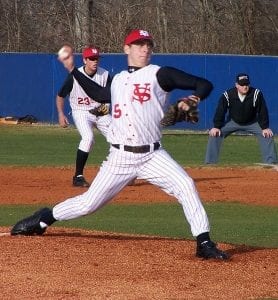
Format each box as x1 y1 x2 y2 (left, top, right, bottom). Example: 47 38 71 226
0 52 277 132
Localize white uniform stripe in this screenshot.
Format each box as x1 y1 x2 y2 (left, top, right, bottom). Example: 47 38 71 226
53 146 209 236
68 66 111 153
253 89 260 107
53 63 210 238
53 149 135 220
223 91 230 106
137 149 209 236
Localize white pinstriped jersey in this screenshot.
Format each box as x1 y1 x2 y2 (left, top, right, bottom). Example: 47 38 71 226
107 64 168 145
53 63 211 238
69 66 109 111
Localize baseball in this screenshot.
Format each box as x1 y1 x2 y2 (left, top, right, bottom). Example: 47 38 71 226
57 45 73 61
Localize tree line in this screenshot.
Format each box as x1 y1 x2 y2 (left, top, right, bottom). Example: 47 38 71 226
0 0 277 55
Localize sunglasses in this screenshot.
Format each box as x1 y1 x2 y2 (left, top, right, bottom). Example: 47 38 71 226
86 56 99 61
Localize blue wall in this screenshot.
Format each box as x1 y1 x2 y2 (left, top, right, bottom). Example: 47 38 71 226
0 53 277 132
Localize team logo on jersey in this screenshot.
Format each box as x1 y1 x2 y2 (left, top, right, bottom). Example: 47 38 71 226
132 83 151 104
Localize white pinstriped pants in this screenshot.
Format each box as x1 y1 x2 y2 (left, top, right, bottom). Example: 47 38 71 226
72 110 111 153
53 146 210 237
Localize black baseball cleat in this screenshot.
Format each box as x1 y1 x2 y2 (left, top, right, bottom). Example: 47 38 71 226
72 175 90 187
11 207 51 236
196 241 229 260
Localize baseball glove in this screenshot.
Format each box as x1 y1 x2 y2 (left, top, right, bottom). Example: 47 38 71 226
160 96 199 127
89 104 109 117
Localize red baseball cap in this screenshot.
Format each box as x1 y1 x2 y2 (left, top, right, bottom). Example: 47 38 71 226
124 29 154 46
82 47 100 59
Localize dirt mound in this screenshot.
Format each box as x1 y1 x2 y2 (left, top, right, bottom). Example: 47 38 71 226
1 166 277 299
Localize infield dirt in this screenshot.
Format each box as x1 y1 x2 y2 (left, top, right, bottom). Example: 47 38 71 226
0 166 277 299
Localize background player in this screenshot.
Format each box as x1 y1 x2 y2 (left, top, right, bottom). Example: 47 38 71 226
56 45 111 187
11 29 228 260
205 73 277 164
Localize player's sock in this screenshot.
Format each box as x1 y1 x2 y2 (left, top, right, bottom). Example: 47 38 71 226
40 209 57 227
196 232 211 245
75 149 89 176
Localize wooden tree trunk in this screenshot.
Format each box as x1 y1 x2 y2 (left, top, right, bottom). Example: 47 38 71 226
74 0 91 51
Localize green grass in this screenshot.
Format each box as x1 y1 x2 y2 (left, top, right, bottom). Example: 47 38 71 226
1 124 277 249
2 203 277 248
0 124 108 166
0 124 277 166
162 132 264 165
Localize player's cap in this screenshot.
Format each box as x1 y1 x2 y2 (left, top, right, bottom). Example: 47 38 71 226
236 73 250 86
124 29 154 46
82 47 100 59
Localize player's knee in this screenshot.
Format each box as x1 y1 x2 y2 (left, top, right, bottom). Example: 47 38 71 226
79 138 95 152
169 175 196 196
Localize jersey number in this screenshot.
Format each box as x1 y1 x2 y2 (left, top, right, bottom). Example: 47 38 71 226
78 97 91 105
113 104 122 118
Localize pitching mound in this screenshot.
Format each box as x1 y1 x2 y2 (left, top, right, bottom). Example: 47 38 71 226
0 166 277 299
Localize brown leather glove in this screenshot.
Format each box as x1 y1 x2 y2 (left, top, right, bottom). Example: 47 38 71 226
160 96 199 127
89 104 109 117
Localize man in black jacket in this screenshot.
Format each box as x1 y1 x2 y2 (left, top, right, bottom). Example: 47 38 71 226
205 73 277 164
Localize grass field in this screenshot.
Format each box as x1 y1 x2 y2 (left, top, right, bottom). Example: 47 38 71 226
1 124 276 166
0 124 277 248
1 203 277 248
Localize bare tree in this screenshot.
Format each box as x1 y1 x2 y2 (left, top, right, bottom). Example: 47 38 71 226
156 0 169 52
0 0 277 55
252 0 278 54
74 0 91 51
